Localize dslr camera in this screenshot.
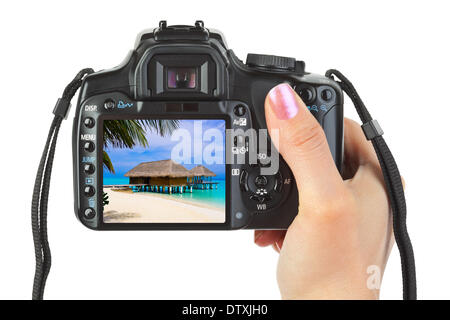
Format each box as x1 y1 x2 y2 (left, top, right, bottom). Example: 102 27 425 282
73 21 343 230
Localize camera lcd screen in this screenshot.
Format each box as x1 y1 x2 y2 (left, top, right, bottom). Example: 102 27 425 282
102 119 226 224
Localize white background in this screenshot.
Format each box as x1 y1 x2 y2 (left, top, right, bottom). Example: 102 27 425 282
0 0 449 300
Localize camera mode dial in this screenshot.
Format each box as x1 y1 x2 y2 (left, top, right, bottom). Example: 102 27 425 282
246 54 296 71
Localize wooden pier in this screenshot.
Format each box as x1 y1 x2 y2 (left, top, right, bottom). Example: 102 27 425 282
191 182 219 190
104 182 218 194
105 160 220 195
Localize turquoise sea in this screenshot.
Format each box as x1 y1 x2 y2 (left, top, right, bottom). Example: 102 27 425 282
103 177 226 209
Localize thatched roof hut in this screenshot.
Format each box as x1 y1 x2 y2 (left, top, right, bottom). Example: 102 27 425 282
189 165 216 177
125 159 194 178
189 165 217 188
124 159 194 186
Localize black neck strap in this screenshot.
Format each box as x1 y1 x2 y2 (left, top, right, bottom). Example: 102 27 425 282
31 69 416 300
326 69 417 300
31 69 94 300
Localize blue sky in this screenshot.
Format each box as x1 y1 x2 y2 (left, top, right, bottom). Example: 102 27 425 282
104 119 226 180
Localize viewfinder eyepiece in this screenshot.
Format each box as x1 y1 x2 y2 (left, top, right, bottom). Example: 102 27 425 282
167 67 196 89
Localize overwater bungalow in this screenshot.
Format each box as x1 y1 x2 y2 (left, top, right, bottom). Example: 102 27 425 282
124 159 195 194
189 165 218 190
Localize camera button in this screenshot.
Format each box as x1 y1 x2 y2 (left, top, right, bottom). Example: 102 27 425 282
84 117 95 128
83 208 96 219
83 141 95 153
104 99 115 111
233 105 246 117
239 170 249 192
250 193 271 203
84 163 95 175
321 89 333 102
234 135 245 147
249 194 262 202
254 175 268 188
84 186 96 197
274 172 283 193
298 87 315 104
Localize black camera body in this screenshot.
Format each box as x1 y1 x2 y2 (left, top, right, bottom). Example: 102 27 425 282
73 21 343 230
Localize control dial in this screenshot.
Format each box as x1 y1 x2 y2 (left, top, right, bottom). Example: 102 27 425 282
240 169 284 205
246 54 296 71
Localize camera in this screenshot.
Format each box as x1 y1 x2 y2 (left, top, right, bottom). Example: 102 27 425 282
73 20 343 230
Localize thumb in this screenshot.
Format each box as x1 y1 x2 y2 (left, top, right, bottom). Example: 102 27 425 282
265 83 344 203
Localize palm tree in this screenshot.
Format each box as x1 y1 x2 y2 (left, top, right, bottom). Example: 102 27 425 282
103 119 180 173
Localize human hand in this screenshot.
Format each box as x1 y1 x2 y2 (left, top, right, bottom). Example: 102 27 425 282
254 83 395 299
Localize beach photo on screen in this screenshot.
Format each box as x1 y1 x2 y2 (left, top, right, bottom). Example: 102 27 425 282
102 119 226 223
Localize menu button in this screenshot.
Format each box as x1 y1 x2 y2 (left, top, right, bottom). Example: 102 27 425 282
83 141 95 153
84 186 96 197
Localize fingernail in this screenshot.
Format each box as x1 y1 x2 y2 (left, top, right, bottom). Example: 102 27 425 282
268 83 300 120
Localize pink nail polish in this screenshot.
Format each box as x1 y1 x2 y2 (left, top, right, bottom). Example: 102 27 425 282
268 83 300 120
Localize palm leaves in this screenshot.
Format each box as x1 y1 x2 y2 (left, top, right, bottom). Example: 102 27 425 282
103 119 180 173
103 150 114 174
143 119 181 137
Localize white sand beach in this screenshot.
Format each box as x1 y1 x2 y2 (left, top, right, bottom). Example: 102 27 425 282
103 188 225 223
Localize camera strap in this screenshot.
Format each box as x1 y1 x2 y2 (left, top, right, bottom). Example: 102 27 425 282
30 68 416 300
31 68 94 300
326 69 417 300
